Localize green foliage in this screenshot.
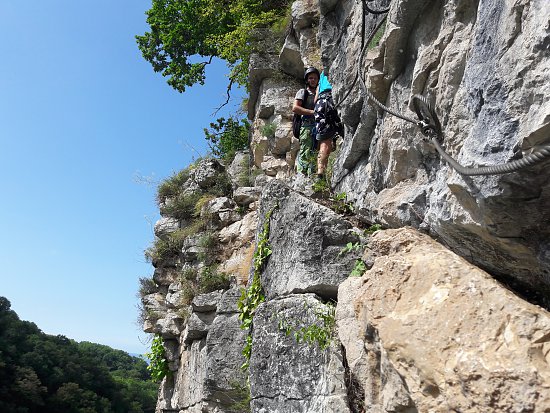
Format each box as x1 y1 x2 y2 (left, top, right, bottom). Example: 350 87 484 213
312 176 330 193
260 122 276 138
339 242 363 256
364 224 382 235
330 192 354 214
350 259 367 277
237 206 276 370
144 229 187 263
144 335 170 383
227 380 251 412
138 277 157 298
199 265 230 293
277 302 336 350
368 20 387 50
197 231 217 263
0 297 156 413
160 191 202 220
204 117 250 161
137 0 292 92
157 169 191 205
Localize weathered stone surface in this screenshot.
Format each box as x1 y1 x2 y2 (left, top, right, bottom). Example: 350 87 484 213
323 0 550 303
248 53 279 120
218 244 255 286
204 313 248 405
191 158 224 190
218 210 258 245
164 294 247 412
217 288 242 314
337 227 550 412
256 77 300 120
292 0 319 32
226 150 250 188
279 33 303 80
191 291 222 313
233 186 261 206
203 197 240 228
251 120 270 168
250 294 350 413
181 234 202 262
153 266 179 286
154 217 180 240
155 312 183 339
182 312 216 344
260 156 288 177
171 339 207 410
259 180 362 300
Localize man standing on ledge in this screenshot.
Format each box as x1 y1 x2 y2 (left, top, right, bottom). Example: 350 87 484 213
292 66 320 175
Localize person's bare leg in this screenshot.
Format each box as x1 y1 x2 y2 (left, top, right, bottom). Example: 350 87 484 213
317 140 332 176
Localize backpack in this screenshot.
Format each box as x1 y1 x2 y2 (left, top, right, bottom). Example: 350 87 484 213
314 91 344 140
292 113 302 139
292 89 310 139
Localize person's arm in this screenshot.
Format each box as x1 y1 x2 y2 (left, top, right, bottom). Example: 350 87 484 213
292 99 314 116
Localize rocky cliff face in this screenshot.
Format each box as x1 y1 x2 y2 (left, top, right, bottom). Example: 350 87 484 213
142 1 550 412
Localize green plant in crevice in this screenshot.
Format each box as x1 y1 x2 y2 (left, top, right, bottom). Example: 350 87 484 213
312 175 330 193
138 277 157 297
368 20 387 50
363 224 382 235
350 259 367 277
144 229 188 263
227 380 252 412
339 241 368 277
237 205 277 370
144 334 170 382
260 122 277 139
199 264 230 293
331 192 354 215
339 242 364 256
277 302 336 350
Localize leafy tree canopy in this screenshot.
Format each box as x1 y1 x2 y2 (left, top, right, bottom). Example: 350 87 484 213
136 0 291 92
0 297 157 413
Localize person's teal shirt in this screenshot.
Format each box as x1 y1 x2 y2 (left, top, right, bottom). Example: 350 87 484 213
319 71 332 94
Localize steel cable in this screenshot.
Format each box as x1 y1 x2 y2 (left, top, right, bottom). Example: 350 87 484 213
410 94 550 175
338 2 550 175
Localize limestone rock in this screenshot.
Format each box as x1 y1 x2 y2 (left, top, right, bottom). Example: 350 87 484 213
292 0 319 32
248 53 279 120
152 266 179 286
218 210 258 245
324 0 550 303
154 217 180 240
233 186 261 206
250 294 350 413
182 311 216 344
226 150 250 188
203 197 240 228
260 156 288 177
337 227 550 412
279 33 303 80
259 180 362 300
191 158 224 190
191 290 222 313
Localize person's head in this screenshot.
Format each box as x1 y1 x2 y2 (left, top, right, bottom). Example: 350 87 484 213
304 66 320 88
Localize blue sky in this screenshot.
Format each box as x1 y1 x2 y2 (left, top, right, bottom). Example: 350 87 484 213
0 0 244 354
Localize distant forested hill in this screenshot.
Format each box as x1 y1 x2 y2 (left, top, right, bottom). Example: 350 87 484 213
0 296 157 413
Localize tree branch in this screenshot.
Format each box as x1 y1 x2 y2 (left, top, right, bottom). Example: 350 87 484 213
212 78 235 116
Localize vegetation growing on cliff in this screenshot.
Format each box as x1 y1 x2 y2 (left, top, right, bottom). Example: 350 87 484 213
237 206 276 370
136 0 293 93
144 334 170 382
0 297 157 413
203 116 250 161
